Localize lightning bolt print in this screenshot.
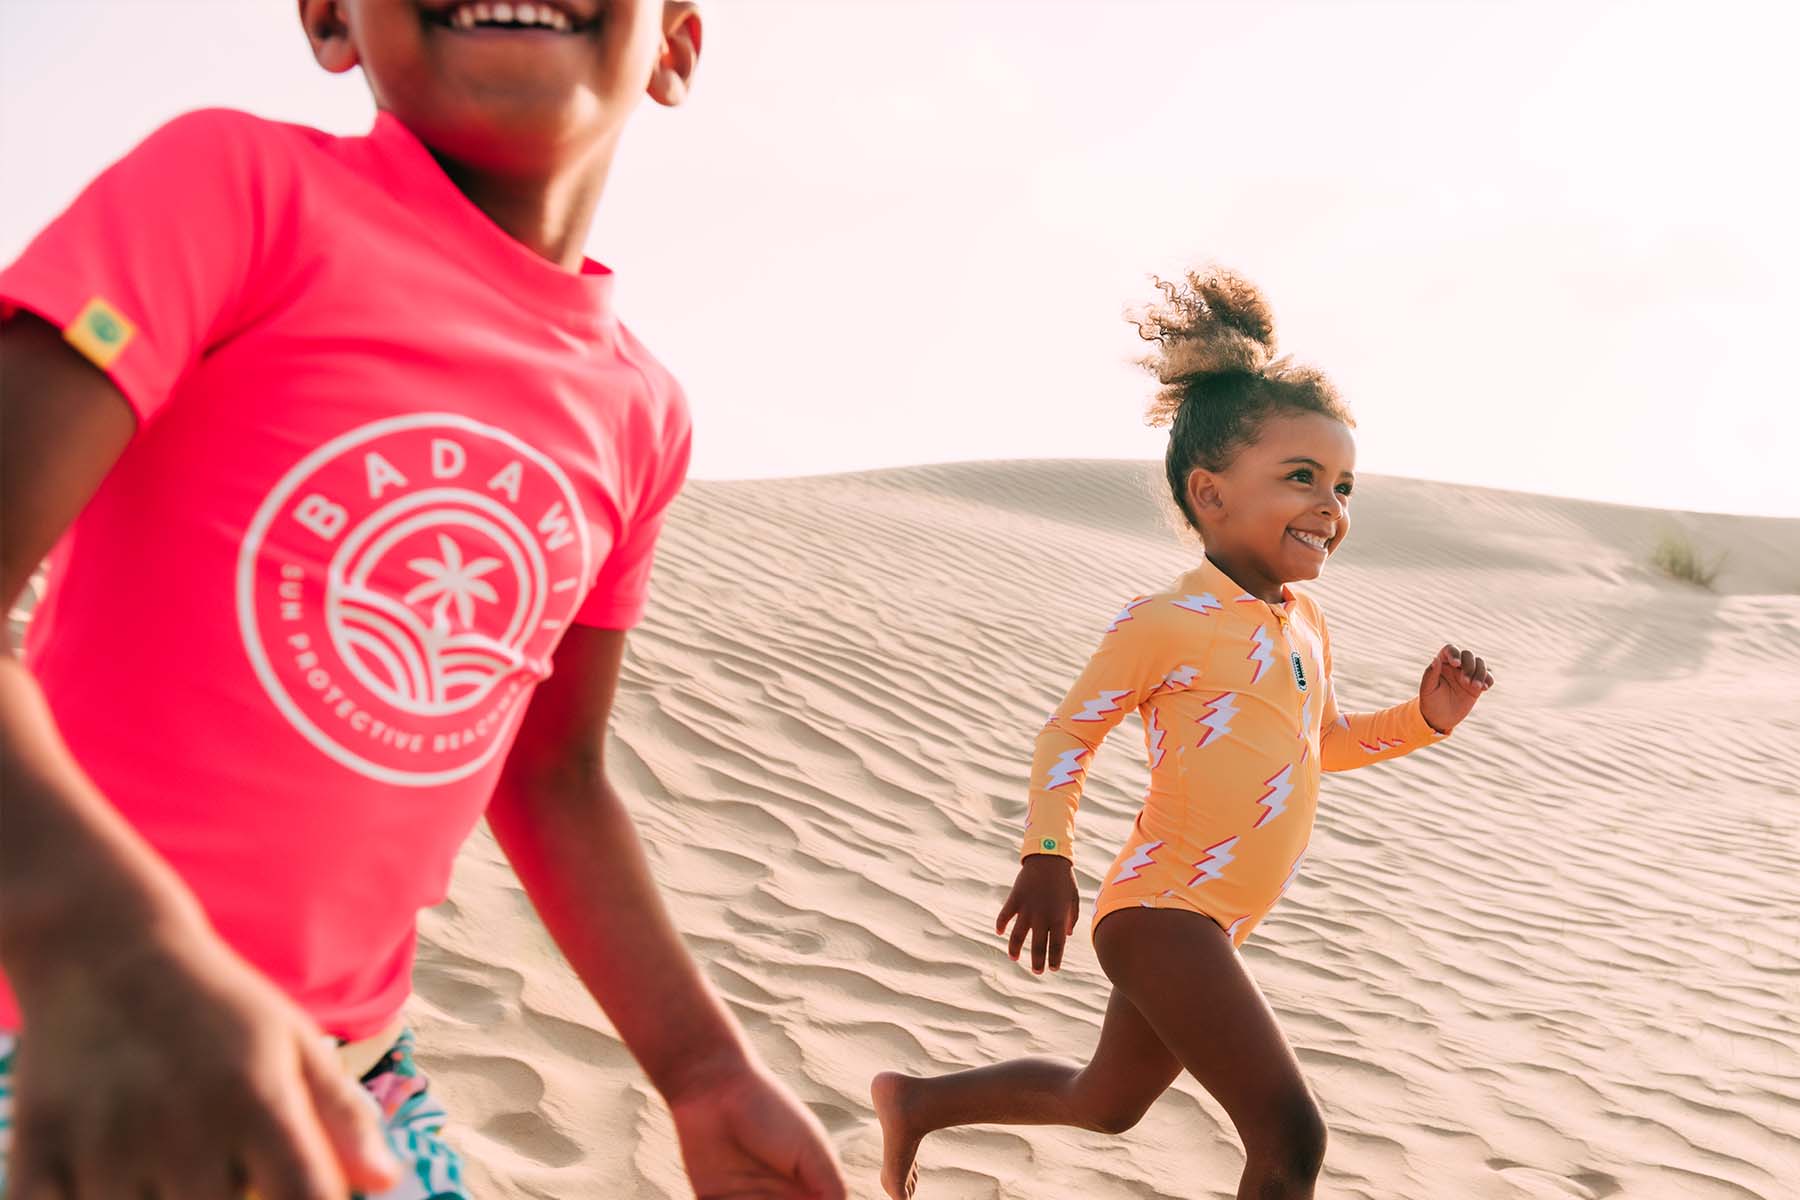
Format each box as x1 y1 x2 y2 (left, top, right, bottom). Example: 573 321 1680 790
1278 852 1306 899
1045 747 1090 789
1225 914 1251 941
1145 707 1168 768
1194 692 1239 748
1246 624 1274 683
1253 764 1295 828
1187 836 1239 887
1152 665 1200 696
1104 597 1150 633
1172 592 1222 616
1234 592 1260 604
1112 839 1164 883
1072 688 1132 722
1358 736 1406 754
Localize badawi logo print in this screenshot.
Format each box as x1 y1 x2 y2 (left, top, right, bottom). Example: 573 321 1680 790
237 413 594 786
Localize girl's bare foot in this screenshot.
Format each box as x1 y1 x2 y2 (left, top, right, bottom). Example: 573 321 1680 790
871 1071 923 1199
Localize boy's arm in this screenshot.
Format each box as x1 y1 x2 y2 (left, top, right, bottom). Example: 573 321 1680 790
0 313 158 962
488 623 845 1200
0 313 401 1199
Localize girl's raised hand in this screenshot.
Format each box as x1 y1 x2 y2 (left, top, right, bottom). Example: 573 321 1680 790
996 854 1080 974
1418 643 1494 734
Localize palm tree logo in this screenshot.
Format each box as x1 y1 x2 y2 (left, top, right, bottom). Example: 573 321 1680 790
403 533 502 632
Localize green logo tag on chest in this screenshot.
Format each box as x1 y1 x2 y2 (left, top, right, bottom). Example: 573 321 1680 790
1290 651 1308 692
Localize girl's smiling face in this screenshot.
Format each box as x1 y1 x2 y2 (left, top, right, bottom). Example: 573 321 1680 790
1184 410 1356 601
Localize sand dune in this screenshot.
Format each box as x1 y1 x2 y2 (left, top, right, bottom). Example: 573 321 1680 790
397 461 1796 1198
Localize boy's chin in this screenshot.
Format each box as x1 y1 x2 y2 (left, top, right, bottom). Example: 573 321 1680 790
406 94 618 170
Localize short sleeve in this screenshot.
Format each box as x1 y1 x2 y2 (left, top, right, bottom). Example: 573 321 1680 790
572 400 692 630
0 109 278 426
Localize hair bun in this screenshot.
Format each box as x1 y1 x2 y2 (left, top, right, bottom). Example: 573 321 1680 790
1132 268 1278 418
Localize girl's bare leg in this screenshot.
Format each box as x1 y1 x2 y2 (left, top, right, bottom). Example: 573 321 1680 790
872 986 1181 1198
1095 907 1326 1200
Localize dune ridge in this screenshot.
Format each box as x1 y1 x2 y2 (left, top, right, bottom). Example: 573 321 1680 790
406 460 1799 1199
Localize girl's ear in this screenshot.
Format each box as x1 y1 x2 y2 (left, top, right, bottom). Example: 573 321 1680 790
300 0 360 74
1185 466 1224 518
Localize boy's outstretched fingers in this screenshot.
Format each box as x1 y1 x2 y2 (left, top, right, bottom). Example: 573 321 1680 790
297 1031 403 1191
5 1122 62 1200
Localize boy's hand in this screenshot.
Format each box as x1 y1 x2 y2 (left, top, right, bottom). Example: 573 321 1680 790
1418 643 1494 735
7 926 400 1200
996 854 1080 974
668 1062 847 1200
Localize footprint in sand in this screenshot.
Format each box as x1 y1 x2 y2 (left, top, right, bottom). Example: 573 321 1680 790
1486 1158 1622 1198
412 944 524 1026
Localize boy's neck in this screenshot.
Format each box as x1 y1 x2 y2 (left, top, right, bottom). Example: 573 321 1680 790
429 142 616 271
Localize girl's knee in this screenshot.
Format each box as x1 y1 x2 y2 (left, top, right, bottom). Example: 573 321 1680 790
1249 1091 1327 1181
1085 1099 1154 1136
1067 1072 1157 1136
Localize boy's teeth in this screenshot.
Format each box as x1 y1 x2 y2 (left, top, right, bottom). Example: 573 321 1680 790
447 0 574 30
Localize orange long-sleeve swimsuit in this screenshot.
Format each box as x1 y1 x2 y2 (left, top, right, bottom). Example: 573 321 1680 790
1022 557 1446 947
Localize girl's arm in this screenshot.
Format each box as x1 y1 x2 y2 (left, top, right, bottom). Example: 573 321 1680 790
1001 595 1206 973
487 623 845 1200
1021 596 1199 861
0 313 400 1198
1317 632 1491 772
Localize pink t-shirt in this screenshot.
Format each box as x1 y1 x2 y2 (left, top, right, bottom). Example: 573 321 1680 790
0 110 691 1039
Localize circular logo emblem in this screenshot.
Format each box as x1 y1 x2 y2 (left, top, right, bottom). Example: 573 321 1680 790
238 414 593 786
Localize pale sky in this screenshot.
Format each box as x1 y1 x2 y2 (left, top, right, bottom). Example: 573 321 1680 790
4 1 1796 516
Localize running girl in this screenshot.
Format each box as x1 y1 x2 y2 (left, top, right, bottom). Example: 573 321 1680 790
873 267 1493 1200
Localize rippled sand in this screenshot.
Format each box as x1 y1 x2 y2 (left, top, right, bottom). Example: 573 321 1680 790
411 462 1800 1200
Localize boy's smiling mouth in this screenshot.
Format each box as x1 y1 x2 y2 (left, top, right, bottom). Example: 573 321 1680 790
426 1 594 34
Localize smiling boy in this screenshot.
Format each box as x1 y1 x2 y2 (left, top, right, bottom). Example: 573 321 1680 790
0 3 845 1196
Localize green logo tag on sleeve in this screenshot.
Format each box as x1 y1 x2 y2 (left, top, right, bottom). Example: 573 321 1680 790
64 297 138 369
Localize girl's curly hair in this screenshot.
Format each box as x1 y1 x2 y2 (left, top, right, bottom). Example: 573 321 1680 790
1132 267 1353 532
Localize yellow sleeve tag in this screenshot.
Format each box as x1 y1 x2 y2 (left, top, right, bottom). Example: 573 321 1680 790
63 297 137 370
